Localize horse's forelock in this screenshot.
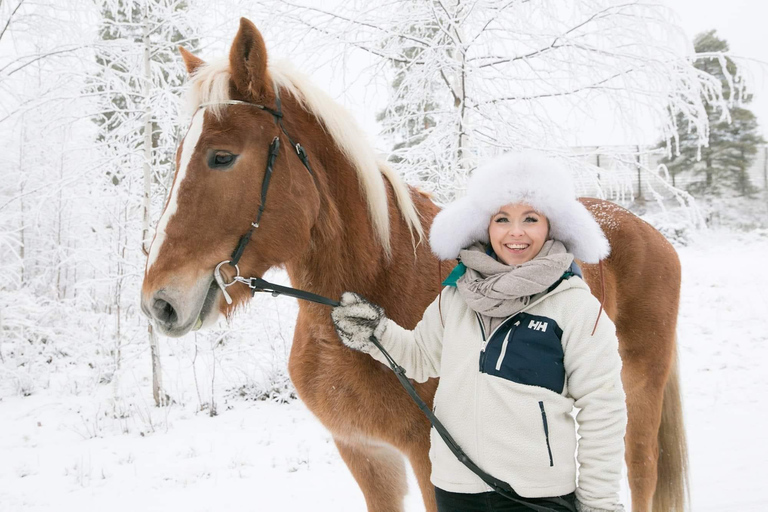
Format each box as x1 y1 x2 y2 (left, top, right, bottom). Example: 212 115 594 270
182 57 232 119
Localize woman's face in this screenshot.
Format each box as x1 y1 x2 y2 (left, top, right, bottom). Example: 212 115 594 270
488 202 549 266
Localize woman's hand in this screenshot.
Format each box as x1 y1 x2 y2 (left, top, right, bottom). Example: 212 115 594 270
331 292 387 353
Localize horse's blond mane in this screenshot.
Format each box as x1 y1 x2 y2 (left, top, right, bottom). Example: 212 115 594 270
182 57 424 257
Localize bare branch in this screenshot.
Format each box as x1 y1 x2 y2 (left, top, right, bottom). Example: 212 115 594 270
0 0 24 43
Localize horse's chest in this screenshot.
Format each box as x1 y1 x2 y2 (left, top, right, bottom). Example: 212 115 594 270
288 331 421 435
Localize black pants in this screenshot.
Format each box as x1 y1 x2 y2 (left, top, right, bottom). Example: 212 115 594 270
434 487 576 512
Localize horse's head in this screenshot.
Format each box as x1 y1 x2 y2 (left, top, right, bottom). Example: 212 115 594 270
141 19 322 337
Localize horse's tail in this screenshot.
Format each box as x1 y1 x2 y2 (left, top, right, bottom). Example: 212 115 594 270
653 343 689 512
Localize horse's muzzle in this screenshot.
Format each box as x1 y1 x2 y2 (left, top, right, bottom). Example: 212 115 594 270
141 276 217 337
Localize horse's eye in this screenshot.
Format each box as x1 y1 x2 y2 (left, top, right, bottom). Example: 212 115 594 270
208 151 237 169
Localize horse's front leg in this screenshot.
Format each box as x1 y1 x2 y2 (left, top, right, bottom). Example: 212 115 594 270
333 436 408 512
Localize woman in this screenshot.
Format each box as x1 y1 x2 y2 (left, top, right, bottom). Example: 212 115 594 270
331 152 627 512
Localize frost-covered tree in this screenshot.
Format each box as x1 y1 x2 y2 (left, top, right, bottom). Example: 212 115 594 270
0 0 119 397
375 19 440 181
1 2 299 409
661 30 765 197
87 0 200 405
0 0 97 296
272 0 725 204
89 0 199 189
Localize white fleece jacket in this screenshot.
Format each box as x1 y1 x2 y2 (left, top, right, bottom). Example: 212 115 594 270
370 277 627 511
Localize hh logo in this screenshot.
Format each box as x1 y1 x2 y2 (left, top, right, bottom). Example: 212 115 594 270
528 320 548 332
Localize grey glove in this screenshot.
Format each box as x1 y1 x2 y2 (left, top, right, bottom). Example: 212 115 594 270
331 292 387 353
575 500 625 512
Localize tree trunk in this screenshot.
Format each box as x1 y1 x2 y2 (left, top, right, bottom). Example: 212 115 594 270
19 178 25 286
19 116 26 285
442 1 470 183
149 323 167 406
56 138 65 300
115 200 128 371
143 19 167 407
142 23 153 255
739 147 746 196
636 146 644 201
763 146 767 208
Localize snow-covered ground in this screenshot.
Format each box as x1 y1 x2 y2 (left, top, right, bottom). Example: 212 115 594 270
1 227 767 512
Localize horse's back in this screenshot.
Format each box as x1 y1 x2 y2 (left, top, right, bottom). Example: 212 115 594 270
579 198 681 344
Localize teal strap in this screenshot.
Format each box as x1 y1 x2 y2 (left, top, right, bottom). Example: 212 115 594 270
546 269 576 293
442 262 467 287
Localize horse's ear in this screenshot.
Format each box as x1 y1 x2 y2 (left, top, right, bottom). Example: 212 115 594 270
179 46 205 75
229 18 271 100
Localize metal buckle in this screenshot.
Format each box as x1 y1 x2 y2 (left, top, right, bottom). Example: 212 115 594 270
214 260 240 305
246 277 280 297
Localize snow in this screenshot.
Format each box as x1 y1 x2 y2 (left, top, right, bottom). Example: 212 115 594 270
2 226 768 511
674 229 768 512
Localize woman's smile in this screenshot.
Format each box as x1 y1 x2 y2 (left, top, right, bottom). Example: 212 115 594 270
489 202 550 265
503 242 530 254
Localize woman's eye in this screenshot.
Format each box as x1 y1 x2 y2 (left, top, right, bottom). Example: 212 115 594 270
495 217 508 223
524 216 538 223
208 152 237 169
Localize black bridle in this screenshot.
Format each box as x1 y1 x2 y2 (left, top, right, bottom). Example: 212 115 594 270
197 90 574 512
201 89 334 307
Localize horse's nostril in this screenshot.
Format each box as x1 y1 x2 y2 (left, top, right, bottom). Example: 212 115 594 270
152 297 178 325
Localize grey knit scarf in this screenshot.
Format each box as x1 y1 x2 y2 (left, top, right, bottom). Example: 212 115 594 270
456 240 574 317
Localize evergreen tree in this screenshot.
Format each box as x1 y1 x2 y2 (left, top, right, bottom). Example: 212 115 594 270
661 30 765 196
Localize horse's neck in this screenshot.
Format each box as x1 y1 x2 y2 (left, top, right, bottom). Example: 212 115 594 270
279 99 439 320
284 146 392 304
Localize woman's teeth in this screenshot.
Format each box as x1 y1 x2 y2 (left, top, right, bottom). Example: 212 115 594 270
505 243 529 251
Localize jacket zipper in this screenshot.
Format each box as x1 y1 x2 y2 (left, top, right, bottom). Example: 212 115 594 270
477 313 519 372
538 401 554 467
476 312 488 371
495 320 520 371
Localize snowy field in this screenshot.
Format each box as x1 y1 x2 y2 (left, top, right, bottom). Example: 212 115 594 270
1 226 767 512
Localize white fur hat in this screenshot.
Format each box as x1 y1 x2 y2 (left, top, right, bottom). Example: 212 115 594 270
429 152 610 263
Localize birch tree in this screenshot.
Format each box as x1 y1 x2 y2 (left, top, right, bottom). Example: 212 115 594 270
88 0 200 405
258 0 727 206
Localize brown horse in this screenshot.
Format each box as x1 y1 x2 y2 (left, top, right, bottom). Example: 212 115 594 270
141 18 687 512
